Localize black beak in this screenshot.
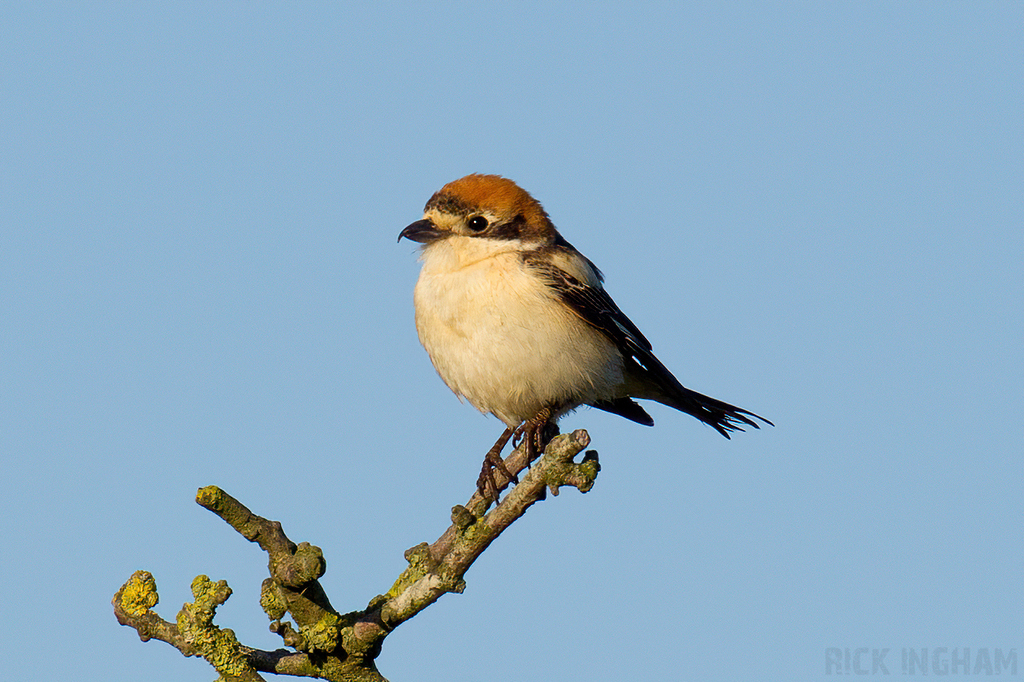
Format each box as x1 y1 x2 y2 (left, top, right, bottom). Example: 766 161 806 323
398 219 443 244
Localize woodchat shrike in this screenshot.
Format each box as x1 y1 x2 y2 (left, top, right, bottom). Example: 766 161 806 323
400 174 771 499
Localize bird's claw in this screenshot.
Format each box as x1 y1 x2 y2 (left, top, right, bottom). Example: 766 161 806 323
476 427 516 503
475 409 555 503
514 407 555 465
477 448 518 503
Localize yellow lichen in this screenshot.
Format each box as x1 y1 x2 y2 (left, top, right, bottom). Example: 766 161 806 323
303 611 340 652
119 570 159 616
176 576 251 677
259 579 287 620
385 543 433 599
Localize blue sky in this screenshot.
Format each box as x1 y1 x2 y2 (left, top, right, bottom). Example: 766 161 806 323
2 2 1021 681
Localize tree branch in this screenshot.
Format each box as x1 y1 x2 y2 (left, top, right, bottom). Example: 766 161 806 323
113 430 599 681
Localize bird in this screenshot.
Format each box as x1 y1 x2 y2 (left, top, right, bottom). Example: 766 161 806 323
399 174 771 500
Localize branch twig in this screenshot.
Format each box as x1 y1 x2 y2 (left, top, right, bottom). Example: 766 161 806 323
113 430 599 681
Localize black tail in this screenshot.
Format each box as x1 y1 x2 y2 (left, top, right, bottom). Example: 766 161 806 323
660 387 773 439
632 349 773 438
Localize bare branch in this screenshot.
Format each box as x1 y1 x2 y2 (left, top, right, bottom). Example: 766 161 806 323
113 430 599 680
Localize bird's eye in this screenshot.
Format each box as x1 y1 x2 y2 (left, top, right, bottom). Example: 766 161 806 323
467 216 489 232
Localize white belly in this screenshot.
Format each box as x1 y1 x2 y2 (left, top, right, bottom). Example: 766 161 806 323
413 244 623 426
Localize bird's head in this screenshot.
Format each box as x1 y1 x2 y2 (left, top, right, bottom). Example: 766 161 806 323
398 174 558 248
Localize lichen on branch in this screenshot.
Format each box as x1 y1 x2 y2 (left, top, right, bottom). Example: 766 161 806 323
113 430 599 681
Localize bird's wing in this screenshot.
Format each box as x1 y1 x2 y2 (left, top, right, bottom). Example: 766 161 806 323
535 257 660 426
522 249 668 384
523 247 770 436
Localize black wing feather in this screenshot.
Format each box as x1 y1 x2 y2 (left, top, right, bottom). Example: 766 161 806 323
524 249 772 436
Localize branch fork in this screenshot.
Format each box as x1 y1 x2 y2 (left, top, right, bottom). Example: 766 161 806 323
113 430 599 681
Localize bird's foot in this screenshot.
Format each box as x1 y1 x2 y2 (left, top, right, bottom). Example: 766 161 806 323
511 407 557 465
477 427 515 503
476 409 557 503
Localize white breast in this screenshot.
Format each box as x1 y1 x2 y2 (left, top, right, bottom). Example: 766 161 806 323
412 237 624 426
